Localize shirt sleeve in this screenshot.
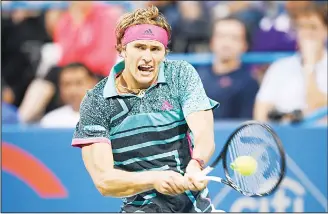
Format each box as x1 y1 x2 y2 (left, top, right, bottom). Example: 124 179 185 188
72 91 111 148
177 61 219 118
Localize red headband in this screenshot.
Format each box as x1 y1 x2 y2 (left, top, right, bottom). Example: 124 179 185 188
122 24 169 48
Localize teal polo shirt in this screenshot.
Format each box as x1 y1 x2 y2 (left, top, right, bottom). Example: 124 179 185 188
72 59 219 212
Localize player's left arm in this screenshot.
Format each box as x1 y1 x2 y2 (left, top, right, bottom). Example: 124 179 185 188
185 109 215 165
177 61 219 188
178 61 219 163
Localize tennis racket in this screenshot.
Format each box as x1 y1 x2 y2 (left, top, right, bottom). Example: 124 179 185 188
198 120 286 197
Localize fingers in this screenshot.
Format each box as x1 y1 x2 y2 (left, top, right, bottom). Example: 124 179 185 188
156 171 188 195
166 176 186 195
160 182 176 195
186 173 208 192
156 170 209 195
187 176 199 191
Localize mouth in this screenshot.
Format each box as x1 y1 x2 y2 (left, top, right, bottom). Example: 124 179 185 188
137 65 155 76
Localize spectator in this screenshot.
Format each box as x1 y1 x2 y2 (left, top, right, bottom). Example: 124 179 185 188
197 17 259 120
203 1 264 35
250 1 314 84
2 80 20 124
18 1 123 123
2 103 20 124
251 1 314 52
254 2 327 122
54 1 122 77
170 1 211 53
1 8 62 107
40 63 98 128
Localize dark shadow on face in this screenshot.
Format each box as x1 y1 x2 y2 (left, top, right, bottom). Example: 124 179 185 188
59 65 98 111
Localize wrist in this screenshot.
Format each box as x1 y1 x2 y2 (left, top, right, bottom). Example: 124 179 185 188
190 158 205 170
142 171 159 188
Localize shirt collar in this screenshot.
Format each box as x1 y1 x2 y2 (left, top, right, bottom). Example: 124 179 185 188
103 60 166 98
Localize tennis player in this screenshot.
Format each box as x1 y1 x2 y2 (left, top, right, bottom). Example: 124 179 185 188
72 6 219 213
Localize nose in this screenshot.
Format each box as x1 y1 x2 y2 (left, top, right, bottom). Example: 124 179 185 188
143 58 152 64
142 49 152 64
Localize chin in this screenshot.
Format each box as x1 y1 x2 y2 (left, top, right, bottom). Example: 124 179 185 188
137 77 154 86
219 55 235 61
135 72 155 83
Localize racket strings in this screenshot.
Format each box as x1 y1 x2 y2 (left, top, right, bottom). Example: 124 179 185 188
226 124 282 195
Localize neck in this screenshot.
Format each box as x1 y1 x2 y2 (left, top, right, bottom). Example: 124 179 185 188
212 57 241 75
72 104 80 112
121 72 151 89
117 70 157 94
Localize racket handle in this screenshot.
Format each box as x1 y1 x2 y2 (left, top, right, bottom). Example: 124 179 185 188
202 166 214 175
203 176 223 183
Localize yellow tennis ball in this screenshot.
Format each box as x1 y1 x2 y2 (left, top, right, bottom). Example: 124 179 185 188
230 156 257 176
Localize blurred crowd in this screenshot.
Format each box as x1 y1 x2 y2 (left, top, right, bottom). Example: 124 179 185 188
1 1 327 127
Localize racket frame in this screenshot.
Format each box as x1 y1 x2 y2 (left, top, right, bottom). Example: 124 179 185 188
203 120 286 197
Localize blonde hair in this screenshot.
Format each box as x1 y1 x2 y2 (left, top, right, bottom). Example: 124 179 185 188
115 5 171 54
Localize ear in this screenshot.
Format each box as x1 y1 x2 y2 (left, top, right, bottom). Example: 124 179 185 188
120 50 127 58
119 45 127 59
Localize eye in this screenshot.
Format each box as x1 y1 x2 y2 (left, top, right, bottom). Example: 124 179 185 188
135 45 146 50
151 47 160 51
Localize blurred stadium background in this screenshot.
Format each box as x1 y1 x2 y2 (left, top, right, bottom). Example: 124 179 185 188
1 1 327 212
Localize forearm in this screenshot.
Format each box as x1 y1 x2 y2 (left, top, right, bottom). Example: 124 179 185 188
95 169 158 197
253 102 275 122
186 110 216 165
19 79 55 122
303 65 328 112
83 143 158 198
191 130 215 165
306 92 327 110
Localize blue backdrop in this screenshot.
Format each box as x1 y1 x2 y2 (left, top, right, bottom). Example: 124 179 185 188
2 122 327 212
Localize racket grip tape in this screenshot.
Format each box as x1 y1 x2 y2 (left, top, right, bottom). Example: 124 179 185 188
202 166 214 175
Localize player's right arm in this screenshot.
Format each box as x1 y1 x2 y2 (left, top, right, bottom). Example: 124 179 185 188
72 91 187 197
82 142 170 197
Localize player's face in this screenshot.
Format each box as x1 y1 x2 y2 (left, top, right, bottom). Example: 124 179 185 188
60 68 96 111
295 13 327 44
122 40 166 88
211 20 247 61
